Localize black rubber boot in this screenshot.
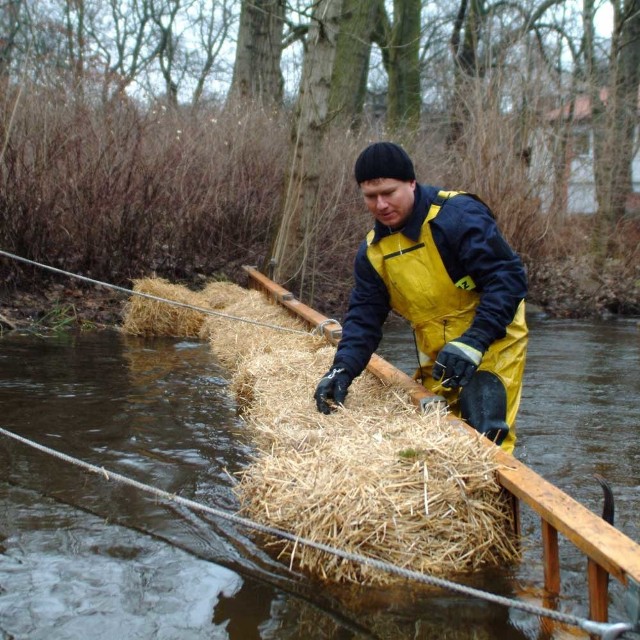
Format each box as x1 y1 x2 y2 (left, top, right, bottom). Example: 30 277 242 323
459 371 510 446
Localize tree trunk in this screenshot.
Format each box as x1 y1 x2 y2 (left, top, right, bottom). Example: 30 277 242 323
328 0 382 129
371 0 421 133
150 0 181 107
0 0 23 79
229 0 285 106
448 0 481 145
386 0 421 132
608 0 640 219
587 0 640 261
270 0 343 296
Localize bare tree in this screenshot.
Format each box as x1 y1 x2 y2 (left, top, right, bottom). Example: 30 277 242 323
385 0 421 131
96 0 156 99
190 0 235 105
148 0 185 106
63 0 88 80
447 0 566 144
229 0 285 106
270 0 343 291
112 0 237 105
328 0 382 128
0 0 27 78
585 0 640 259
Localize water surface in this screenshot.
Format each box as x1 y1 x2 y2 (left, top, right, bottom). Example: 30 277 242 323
0 314 638 639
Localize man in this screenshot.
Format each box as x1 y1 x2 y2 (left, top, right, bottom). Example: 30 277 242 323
313 141 528 453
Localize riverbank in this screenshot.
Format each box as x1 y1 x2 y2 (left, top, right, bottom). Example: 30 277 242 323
0 283 125 332
1 253 639 334
2 91 638 334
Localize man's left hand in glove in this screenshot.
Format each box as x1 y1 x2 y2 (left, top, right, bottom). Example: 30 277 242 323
314 366 352 414
432 337 485 389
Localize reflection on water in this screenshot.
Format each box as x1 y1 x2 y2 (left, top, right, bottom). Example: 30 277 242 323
0 316 638 639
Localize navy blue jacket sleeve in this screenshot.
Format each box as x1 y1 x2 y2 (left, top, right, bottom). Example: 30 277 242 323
332 240 391 379
431 195 527 350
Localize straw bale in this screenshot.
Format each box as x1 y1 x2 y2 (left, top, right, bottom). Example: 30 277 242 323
235 370 518 585
121 278 519 586
121 277 251 337
197 283 519 585
122 277 207 336
200 281 248 309
202 290 323 368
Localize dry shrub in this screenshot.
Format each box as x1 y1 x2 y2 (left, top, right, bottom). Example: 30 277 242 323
0 84 290 289
528 216 640 316
408 74 551 265
122 276 519 587
3 83 637 322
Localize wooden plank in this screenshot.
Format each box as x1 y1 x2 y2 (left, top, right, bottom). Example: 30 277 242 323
509 490 521 538
495 457 640 586
542 519 561 594
588 559 610 622
242 265 640 591
246 267 343 343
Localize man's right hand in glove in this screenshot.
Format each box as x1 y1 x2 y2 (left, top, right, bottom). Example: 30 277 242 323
314 367 352 414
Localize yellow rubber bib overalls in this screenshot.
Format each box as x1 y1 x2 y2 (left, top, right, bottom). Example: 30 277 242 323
366 192 528 453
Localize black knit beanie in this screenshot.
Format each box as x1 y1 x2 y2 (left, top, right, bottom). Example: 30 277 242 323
354 142 416 184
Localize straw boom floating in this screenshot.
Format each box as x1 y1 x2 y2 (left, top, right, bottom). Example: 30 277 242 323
122 277 519 585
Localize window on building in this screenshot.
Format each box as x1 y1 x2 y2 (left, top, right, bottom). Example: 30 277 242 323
571 129 591 157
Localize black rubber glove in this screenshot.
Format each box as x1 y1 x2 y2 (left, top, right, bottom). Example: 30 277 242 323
432 338 484 389
314 367 352 414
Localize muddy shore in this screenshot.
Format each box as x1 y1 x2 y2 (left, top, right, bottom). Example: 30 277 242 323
0 284 125 332
1 256 639 333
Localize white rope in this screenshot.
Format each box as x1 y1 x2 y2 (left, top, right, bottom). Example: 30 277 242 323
0 249 309 336
0 427 634 639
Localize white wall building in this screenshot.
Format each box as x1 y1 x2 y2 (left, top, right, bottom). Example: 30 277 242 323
536 91 640 216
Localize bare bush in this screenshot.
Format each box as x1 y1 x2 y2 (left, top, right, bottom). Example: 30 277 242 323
0 86 290 288
0 81 637 319
415 77 551 265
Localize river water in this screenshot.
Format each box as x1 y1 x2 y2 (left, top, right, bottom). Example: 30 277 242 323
0 312 638 639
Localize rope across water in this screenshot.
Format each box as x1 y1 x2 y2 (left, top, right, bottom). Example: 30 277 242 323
0 427 634 639
0 249 310 336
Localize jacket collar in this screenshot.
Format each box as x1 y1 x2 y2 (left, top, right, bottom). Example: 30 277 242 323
370 183 430 244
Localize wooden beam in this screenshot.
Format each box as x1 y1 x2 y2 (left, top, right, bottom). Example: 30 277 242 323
245 267 343 343
588 559 610 622
542 519 561 594
495 457 640 587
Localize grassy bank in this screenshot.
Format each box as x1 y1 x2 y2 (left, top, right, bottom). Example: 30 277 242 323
1 85 638 330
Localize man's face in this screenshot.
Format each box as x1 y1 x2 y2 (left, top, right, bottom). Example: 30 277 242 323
360 178 416 229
